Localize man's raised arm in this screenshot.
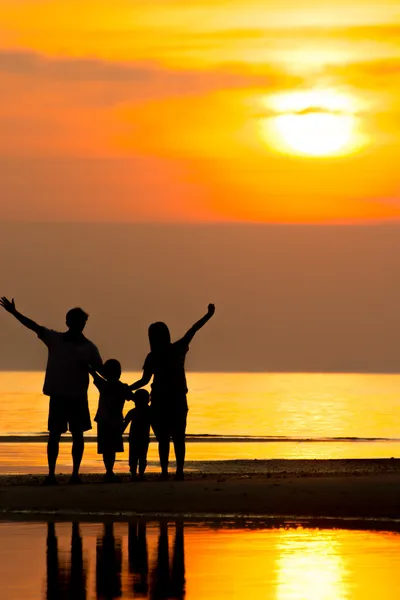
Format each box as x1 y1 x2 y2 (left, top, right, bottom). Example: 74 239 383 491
0 297 42 334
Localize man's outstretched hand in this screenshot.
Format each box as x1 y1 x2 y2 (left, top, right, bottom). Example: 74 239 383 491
208 303 215 316
0 297 16 314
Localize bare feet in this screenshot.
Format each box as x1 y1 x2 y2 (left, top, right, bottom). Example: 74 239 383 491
69 474 83 485
42 475 58 486
103 472 121 483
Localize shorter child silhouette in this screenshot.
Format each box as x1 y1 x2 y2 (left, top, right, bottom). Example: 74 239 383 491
92 359 134 482
123 390 151 481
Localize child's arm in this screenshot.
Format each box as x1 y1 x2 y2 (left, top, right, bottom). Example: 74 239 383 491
181 304 215 345
122 409 134 433
88 367 105 390
122 383 135 401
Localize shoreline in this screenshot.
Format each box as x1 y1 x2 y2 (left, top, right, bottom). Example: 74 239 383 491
0 460 399 522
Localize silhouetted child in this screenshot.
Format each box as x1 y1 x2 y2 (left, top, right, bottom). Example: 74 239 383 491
123 389 151 481
91 359 134 482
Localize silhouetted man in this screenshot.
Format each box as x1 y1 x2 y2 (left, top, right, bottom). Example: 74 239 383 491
0 297 102 484
46 521 87 600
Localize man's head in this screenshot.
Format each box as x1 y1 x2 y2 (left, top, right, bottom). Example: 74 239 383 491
66 307 89 333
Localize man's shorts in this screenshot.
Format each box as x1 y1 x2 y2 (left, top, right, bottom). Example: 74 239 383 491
48 395 92 434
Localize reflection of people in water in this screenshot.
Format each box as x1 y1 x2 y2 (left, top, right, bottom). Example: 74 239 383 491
170 522 185 599
46 522 61 600
69 522 87 600
46 521 87 600
150 522 186 600
128 521 149 597
96 523 122 599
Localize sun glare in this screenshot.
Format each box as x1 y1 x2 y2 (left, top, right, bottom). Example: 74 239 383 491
261 89 366 158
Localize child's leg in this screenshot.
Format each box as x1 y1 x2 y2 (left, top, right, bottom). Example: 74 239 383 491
138 440 149 477
129 442 139 477
103 450 116 475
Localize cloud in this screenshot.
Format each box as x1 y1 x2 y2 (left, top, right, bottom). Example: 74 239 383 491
326 58 400 89
0 49 293 91
149 23 400 50
0 49 302 159
0 50 154 82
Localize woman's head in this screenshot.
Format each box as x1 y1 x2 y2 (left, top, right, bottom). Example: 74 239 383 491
148 322 171 352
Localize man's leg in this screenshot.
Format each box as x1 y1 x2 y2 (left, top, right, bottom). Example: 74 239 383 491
71 431 84 478
47 431 61 478
103 451 116 475
172 435 185 479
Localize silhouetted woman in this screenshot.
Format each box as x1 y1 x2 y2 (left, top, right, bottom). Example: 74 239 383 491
131 304 215 480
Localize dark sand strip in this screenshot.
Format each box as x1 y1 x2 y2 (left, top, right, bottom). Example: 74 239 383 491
0 461 400 520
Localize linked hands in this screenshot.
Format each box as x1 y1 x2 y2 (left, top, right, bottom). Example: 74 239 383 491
0 297 16 314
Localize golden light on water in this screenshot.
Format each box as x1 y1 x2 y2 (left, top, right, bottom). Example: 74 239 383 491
276 529 347 600
261 89 367 157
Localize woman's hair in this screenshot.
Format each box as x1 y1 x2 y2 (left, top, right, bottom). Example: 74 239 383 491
148 322 171 352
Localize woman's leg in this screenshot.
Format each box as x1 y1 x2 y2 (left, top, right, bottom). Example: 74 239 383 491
152 412 170 478
172 410 187 479
158 435 170 478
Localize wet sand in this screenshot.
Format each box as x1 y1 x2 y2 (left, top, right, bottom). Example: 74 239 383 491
0 459 399 520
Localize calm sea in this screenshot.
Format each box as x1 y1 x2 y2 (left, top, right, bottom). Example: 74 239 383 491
0 371 399 473
0 520 400 599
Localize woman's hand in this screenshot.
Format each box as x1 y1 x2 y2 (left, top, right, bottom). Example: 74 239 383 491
207 303 215 316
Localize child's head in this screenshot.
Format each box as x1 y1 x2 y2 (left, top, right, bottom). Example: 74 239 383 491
148 321 171 352
134 389 150 408
102 359 122 381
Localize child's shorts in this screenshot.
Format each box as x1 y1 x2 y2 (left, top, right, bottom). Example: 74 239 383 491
97 422 124 454
129 438 149 465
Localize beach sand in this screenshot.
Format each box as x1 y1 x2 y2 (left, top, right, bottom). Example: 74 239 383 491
0 459 399 521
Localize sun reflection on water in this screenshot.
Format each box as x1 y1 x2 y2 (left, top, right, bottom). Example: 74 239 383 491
275 528 348 600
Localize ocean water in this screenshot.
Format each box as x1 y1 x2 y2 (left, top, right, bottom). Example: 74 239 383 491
0 371 399 473
0 519 400 599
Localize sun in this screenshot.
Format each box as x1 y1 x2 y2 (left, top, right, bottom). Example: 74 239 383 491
260 89 365 157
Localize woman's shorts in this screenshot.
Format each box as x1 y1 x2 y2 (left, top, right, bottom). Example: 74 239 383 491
151 404 188 442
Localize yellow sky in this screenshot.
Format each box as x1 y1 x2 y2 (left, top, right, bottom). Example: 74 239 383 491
1 0 400 222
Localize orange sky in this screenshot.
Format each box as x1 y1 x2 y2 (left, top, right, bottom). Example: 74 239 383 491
1 0 400 222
